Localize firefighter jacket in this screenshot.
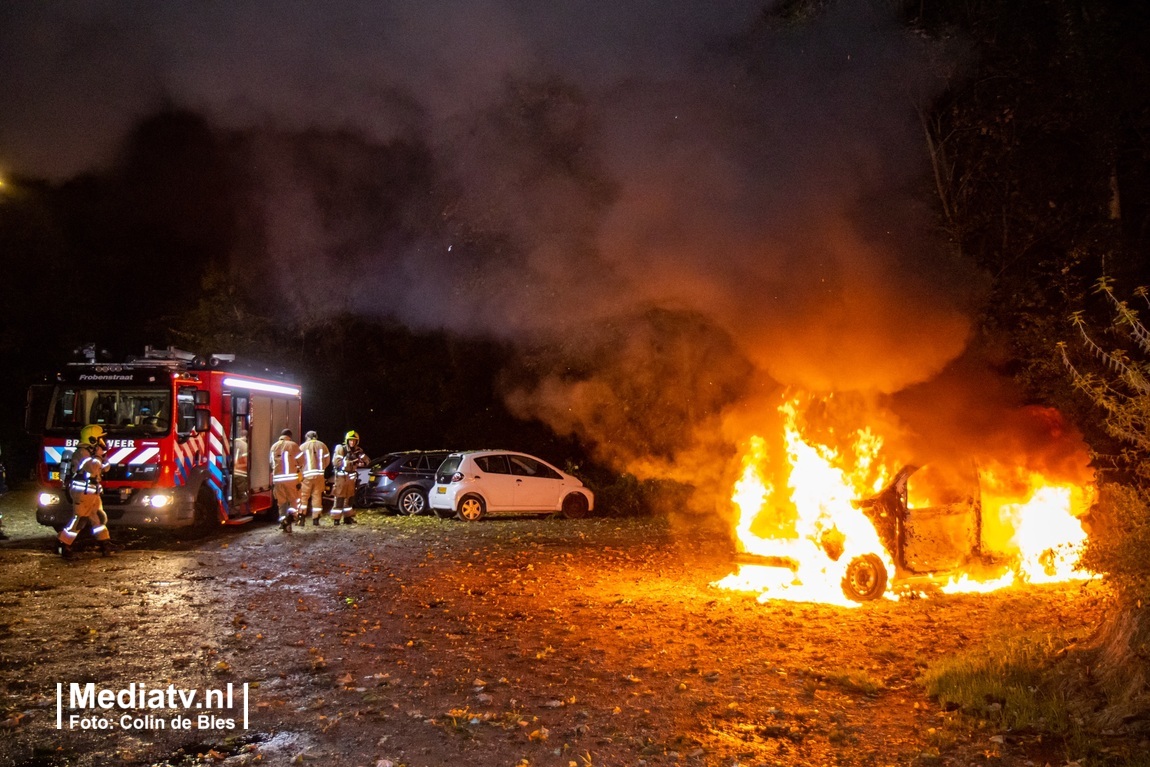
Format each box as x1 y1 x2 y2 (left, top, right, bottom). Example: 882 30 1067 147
69 444 104 496
269 436 302 483
297 438 330 479
233 437 249 480
333 443 366 477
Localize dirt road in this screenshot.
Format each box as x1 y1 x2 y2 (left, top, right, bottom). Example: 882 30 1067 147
0 489 1106 767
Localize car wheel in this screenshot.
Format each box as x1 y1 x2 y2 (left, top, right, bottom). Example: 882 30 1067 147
840 553 888 602
457 495 485 522
561 493 589 519
399 488 427 516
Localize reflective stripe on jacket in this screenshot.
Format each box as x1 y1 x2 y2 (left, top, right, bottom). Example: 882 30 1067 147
270 437 302 482
70 451 103 495
297 439 330 478
333 443 366 476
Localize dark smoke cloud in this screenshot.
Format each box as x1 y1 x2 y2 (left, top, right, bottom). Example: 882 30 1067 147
2 1 1006 485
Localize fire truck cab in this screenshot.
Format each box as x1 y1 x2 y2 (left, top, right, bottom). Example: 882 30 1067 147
29 346 301 530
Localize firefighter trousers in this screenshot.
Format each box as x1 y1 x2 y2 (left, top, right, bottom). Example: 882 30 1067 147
273 480 300 523
59 494 111 547
331 474 356 521
299 476 325 519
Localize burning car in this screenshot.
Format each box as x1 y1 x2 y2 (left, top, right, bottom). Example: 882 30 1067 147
843 464 986 600
717 396 1095 605
736 464 990 602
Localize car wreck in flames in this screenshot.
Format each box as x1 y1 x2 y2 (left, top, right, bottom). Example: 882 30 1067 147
736 464 991 602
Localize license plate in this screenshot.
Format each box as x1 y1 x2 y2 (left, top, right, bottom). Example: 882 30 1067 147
436 486 446 494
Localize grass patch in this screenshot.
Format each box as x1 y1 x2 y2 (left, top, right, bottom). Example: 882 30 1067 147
919 633 1074 734
807 667 885 696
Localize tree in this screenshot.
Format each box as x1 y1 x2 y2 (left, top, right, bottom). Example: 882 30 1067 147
1060 277 1150 727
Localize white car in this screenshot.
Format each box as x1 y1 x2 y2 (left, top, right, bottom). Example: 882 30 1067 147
428 450 594 521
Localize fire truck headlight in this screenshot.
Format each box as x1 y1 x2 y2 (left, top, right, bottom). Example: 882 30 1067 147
145 493 174 509
38 492 61 507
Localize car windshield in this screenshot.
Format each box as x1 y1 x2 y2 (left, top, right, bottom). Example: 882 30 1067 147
46 385 171 435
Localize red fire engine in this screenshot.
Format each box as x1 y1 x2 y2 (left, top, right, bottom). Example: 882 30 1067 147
30 346 301 530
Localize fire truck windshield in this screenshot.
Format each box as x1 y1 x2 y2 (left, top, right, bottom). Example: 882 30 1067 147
46 386 171 436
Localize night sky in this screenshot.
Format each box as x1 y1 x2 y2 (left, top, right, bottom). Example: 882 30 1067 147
1 1 977 383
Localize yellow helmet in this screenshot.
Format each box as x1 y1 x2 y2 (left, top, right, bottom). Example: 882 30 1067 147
80 423 108 448
345 430 360 442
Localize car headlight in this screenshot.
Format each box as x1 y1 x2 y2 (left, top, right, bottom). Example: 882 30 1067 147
143 493 174 508
38 492 62 506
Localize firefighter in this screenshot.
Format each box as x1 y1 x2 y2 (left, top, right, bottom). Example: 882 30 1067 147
270 428 302 533
232 434 250 504
331 430 367 525
57 424 114 558
296 430 330 526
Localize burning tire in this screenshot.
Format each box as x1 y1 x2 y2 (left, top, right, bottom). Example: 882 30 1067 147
841 553 888 602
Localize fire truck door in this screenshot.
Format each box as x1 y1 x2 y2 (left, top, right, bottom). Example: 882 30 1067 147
231 395 251 506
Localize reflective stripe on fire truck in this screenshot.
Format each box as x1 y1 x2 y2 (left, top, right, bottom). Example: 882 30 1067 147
173 431 207 486
201 417 229 520
129 447 160 463
105 446 160 464
46 444 160 467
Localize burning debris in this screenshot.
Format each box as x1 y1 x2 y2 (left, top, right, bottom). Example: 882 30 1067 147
714 394 1097 605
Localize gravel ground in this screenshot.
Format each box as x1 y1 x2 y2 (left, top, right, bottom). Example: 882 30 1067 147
0 488 1111 767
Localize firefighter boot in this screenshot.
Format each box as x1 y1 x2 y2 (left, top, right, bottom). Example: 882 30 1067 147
99 541 116 557
312 517 320 527
343 516 357 525
56 541 74 560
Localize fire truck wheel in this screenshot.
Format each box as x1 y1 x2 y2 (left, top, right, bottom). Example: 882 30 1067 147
457 495 485 522
193 487 218 530
561 493 589 519
398 488 427 516
841 553 888 602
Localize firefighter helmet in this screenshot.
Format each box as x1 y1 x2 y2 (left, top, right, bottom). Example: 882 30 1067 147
345 430 360 443
80 424 108 448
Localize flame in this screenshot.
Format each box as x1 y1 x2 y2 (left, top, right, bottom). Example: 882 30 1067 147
715 394 1097 605
714 398 895 607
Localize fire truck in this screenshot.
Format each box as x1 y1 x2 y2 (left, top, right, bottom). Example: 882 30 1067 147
29 346 301 530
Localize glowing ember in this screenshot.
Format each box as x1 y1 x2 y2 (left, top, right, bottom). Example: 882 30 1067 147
714 394 1097 605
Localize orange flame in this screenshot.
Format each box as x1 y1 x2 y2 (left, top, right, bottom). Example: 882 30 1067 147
715 395 1097 605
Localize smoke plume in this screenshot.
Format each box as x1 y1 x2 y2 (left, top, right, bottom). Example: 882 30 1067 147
2 1 1084 505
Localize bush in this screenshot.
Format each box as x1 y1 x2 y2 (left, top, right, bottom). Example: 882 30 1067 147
1080 482 1150 605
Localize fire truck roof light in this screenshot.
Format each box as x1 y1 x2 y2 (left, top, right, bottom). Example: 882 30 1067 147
222 377 301 397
